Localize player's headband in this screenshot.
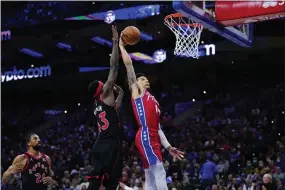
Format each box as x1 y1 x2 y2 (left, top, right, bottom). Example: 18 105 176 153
88 80 104 98
94 81 104 98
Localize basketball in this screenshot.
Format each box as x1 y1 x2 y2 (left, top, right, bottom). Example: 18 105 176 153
121 26 140 45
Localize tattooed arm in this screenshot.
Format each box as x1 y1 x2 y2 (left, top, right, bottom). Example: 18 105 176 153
119 39 142 99
102 25 119 106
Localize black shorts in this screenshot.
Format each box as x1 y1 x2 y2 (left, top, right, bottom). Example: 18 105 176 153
89 138 122 186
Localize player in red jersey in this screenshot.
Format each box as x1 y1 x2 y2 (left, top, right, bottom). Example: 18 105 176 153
119 37 184 190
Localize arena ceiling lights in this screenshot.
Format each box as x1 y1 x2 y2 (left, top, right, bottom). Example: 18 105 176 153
65 4 160 21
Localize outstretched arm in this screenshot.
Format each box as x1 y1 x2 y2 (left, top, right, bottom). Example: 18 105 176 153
102 25 119 105
158 125 171 149
113 84 124 108
119 39 141 99
158 124 184 161
104 25 119 90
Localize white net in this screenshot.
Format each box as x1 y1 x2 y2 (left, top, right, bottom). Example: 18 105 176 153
164 13 203 59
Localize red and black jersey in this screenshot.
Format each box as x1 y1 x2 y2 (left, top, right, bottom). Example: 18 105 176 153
21 152 50 190
93 94 121 139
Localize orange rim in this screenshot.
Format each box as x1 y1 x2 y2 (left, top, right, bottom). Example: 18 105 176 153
164 13 203 27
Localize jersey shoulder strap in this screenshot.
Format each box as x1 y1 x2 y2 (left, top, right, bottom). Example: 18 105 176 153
42 154 51 168
22 153 30 171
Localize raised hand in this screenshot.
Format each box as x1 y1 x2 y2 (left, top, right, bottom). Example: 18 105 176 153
112 25 118 41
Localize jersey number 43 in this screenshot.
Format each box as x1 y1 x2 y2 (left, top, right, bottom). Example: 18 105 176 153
98 111 109 131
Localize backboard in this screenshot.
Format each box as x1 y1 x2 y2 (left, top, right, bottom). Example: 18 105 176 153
173 1 253 47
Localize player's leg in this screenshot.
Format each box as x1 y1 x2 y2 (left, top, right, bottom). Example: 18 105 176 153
86 143 104 190
104 177 119 190
87 177 101 190
151 162 168 190
104 140 122 190
86 170 101 190
144 167 157 190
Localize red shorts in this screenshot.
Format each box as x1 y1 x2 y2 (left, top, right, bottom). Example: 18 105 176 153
135 128 162 169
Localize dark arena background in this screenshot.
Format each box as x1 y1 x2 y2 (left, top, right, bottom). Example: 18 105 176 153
1 2 284 190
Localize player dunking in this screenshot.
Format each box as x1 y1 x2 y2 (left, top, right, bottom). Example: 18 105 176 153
85 25 123 190
119 36 184 189
2 134 54 190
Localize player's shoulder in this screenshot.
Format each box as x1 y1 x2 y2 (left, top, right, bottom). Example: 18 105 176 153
42 154 52 166
13 154 28 163
43 154 51 160
132 88 147 100
16 154 27 160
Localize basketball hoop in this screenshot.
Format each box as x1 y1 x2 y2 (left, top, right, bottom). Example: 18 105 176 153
164 13 203 59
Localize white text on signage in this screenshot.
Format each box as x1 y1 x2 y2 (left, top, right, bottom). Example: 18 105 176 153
199 44 216 57
1 66 52 83
262 0 284 8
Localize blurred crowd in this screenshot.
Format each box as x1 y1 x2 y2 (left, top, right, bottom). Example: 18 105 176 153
3 2 64 29
2 2 106 29
1 82 284 190
1 2 151 30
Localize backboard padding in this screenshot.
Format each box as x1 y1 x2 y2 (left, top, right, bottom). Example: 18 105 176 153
173 1 253 47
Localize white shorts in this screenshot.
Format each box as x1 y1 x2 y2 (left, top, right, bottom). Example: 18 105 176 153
144 161 168 190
